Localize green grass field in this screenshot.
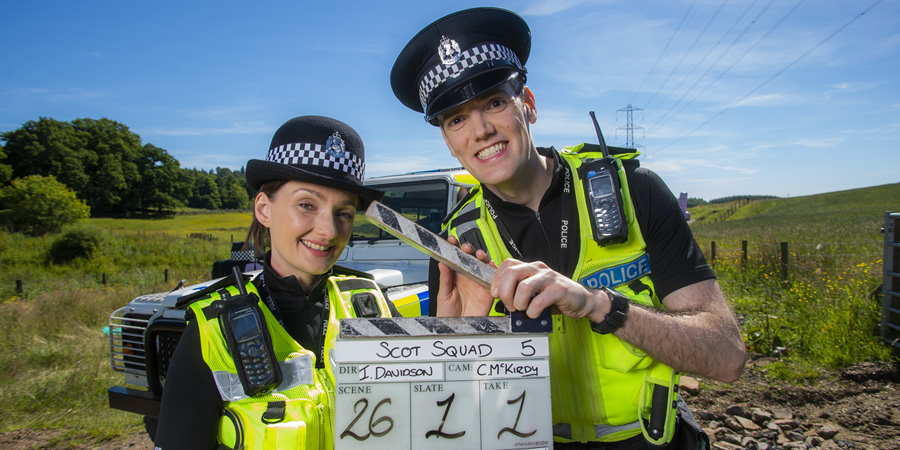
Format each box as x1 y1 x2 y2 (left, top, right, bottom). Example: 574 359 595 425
0 183 897 442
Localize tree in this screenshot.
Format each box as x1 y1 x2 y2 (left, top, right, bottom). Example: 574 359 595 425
71 118 142 211
122 144 190 212
0 175 90 236
1 118 92 193
216 167 251 209
0 143 11 186
187 170 222 209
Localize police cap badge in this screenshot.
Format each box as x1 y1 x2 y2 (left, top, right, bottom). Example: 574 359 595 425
391 7 531 125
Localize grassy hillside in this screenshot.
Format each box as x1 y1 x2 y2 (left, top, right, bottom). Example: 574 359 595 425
686 183 898 375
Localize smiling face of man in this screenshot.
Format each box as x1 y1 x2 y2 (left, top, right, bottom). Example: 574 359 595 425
438 82 540 194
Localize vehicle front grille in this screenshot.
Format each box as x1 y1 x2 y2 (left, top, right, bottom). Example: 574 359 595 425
108 306 152 376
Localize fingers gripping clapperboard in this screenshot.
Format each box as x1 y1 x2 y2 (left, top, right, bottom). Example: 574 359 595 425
332 201 554 450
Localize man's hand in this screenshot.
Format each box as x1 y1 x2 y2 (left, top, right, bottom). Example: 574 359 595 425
491 259 607 321
435 235 497 317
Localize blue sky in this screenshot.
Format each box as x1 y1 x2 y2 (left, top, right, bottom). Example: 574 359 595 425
2 0 898 201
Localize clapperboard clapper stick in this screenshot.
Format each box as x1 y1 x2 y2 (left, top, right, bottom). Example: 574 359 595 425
365 200 551 333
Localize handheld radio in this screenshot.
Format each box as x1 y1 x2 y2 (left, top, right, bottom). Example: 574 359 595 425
219 266 282 397
581 111 629 245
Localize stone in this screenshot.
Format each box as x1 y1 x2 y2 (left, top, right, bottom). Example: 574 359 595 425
774 419 797 430
783 442 807 449
726 405 749 418
806 435 825 446
736 415 762 431
786 430 806 442
720 433 744 445
712 442 742 450
819 441 842 449
680 376 701 395
751 408 773 424
772 409 793 420
724 417 743 432
817 424 841 440
742 435 759 448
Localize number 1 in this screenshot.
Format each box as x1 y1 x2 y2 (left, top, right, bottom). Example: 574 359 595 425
425 392 466 439
497 391 536 439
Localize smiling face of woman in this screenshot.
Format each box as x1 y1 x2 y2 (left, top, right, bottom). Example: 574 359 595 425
254 180 358 291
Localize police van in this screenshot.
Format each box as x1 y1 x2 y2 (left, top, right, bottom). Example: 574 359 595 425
105 168 475 439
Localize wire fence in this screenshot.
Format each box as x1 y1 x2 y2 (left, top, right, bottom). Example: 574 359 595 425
704 239 882 282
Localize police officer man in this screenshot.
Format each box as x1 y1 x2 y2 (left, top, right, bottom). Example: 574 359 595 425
391 7 746 449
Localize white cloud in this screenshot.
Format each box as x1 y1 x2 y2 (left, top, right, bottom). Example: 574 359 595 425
148 122 272 137
645 157 757 176
790 136 842 148
519 0 608 17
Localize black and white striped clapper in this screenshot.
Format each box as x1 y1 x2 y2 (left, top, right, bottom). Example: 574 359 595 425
365 200 496 290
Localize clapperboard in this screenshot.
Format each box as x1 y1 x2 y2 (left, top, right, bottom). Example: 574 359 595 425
331 201 554 450
334 316 553 450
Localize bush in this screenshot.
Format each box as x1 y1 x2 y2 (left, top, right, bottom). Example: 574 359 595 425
0 175 90 236
48 225 104 264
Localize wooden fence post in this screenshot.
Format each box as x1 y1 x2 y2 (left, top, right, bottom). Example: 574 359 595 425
16 280 23 295
710 241 717 263
780 242 789 282
741 240 748 269
102 273 107 285
165 268 169 283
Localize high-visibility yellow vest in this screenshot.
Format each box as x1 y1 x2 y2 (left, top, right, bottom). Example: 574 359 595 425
188 274 392 449
444 145 679 445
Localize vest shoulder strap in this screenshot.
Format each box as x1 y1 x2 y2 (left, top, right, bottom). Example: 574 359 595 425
175 271 256 309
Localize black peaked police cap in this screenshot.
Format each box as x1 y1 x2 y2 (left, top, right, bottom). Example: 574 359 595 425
391 7 531 125
246 116 384 209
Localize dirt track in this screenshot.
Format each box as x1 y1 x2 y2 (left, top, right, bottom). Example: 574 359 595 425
2 358 897 449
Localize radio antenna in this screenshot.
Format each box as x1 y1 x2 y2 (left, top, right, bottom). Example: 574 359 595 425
589 111 610 158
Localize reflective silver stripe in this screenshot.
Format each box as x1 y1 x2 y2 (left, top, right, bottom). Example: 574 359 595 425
213 354 315 402
552 421 641 440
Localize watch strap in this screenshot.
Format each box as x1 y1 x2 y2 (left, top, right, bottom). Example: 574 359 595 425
590 287 630 334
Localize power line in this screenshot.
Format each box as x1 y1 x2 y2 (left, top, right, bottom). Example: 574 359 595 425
650 0 885 155
647 0 780 136
643 0 731 118
643 0 758 130
628 0 699 106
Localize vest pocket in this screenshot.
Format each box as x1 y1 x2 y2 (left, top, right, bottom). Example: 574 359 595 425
264 421 307 448
220 397 324 449
595 332 652 372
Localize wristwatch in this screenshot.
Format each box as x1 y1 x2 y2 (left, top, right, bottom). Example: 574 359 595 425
589 286 630 334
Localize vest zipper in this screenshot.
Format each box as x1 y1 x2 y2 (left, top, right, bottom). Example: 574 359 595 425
534 211 560 269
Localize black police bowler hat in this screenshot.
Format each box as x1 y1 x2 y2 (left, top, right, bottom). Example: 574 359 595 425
246 116 384 208
391 7 530 125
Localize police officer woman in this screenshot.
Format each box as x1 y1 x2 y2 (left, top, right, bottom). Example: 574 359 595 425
154 115 396 449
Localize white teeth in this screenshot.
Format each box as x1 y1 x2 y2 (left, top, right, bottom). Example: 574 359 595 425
476 143 504 160
303 240 329 251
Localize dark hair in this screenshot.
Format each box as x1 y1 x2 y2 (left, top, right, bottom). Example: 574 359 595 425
243 179 289 259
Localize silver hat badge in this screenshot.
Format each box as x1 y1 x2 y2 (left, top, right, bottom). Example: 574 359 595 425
326 132 345 158
438 35 461 66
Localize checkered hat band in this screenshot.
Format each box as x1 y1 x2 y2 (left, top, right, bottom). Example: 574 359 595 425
418 43 522 110
266 142 365 180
